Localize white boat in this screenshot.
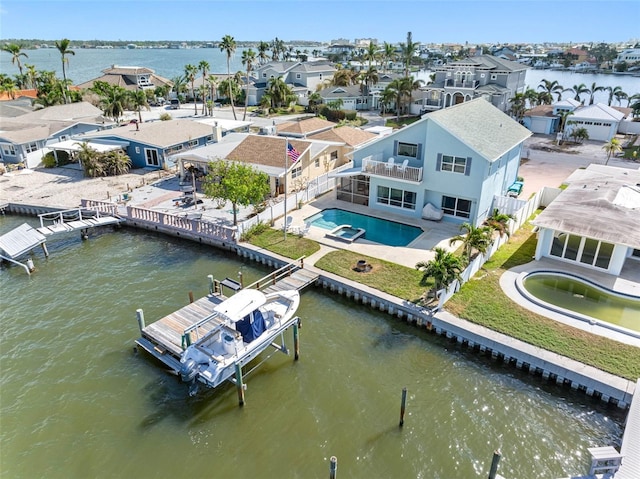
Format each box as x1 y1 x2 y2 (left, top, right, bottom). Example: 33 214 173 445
179 288 300 394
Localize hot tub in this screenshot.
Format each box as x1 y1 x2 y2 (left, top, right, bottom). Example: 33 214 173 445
325 224 366 243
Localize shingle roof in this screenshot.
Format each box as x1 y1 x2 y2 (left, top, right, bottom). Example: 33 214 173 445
447 55 528 72
226 135 310 169
524 105 555 117
308 126 377 146
532 165 640 249
83 119 214 148
426 98 532 161
277 117 335 136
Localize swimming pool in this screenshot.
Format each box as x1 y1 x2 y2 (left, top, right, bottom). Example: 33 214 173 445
520 271 640 334
305 208 422 247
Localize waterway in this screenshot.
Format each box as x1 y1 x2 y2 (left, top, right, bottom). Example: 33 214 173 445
0 214 625 478
2 48 638 104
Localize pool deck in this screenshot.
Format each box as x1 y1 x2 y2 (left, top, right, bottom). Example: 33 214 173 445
500 257 640 347
279 195 461 268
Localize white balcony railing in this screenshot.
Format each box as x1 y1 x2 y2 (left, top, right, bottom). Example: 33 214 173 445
362 157 423 183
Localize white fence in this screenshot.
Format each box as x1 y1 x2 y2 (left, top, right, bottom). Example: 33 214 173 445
436 186 561 309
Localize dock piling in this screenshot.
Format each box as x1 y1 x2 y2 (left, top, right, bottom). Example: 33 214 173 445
329 456 337 479
188 291 194 303
136 309 145 332
234 363 245 406
399 387 407 427
488 450 501 479
208 274 214 294
293 320 300 360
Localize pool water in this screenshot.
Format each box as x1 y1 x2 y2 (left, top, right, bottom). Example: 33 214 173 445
305 208 422 246
523 273 640 332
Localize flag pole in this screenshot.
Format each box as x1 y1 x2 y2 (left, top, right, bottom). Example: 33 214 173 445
284 138 288 240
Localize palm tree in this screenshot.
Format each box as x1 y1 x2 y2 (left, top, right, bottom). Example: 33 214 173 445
449 222 493 260
54 38 75 104
100 85 128 122
602 138 622 166
361 66 379 94
206 75 219 115
219 35 238 120
564 83 589 103
509 93 527 121
587 82 605 105
606 86 625 106
386 77 412 121
171 74 186 102
198 60 210 115
537 79 564 102
257 41 270 64
24 64 38 89
380 87 396 115
2 43 28 78
629 93 640 118
523 87 539 109
77 142 103 178
614 90 628 106
184 64 198 114
484 209 514 238
0 74 18 99
241 49 256 121
415 247 464 301
331 67 353 87
557 110 574 142
265 76 291 109
364 41 378 70
128 90 149 123
399 31 419 77
382 42 397 74
307 91 322 114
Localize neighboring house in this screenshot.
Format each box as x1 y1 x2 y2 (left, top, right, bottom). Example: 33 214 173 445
277 117 335 138
564 103 626 142
416 55 528 114
341 98 531 226
318 85 369 111
0 101 112 168
522 105 557 134
533 164 640 276
251 61 336 106
76 65 173 92
80 119 217 169
171 133 348 196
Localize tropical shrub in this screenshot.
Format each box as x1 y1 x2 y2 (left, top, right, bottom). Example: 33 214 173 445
42 150 71 167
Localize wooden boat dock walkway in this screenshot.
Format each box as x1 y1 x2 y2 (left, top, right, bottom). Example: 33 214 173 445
135 257 318 370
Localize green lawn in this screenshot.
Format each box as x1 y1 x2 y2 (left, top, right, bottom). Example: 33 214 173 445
247 222 640 380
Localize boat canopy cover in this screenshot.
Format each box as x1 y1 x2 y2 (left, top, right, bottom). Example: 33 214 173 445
236 310 266 343
214 289 266 322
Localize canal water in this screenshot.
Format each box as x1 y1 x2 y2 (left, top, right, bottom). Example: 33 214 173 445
0 215 624 479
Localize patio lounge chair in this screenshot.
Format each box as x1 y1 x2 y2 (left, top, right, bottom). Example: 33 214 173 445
396 159 409 176
283 216 293 231
385 157 395 171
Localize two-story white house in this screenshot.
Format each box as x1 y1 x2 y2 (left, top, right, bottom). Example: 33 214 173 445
338 98 532 226
76 65 173 92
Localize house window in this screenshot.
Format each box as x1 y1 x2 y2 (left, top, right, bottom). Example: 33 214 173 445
315 158 320 168
291 165 302 179
1 144 16 156
441 155 467 174
397 142 418 158
441 195 471 218
491 74 497 80
376 186 416 210
145 148 160 167
480 73 485 78
331 150 338 161
135 147 140 154
262 73 267 78
188 140 198 148
25 142 38 153
296 73 301 79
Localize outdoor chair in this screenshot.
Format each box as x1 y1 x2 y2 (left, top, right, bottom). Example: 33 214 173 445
385 157 395 171
396 159 409 177
283 216 293 231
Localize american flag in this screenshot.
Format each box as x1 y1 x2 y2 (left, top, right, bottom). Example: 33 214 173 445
287 142 300 163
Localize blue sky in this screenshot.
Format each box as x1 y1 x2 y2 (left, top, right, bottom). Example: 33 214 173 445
1 0 638 44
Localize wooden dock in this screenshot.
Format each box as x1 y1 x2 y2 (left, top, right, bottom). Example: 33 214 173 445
36 207 120 236
135 258 318 379
615 379 640 479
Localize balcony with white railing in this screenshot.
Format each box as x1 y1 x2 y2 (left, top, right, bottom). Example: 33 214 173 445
361 156 423 183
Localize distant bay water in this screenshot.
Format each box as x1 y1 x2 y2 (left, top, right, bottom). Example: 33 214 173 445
1 47 638 104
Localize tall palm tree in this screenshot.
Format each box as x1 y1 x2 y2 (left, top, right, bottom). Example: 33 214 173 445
364 41 378 70
606 86 625 106
415 247 464 301
557 110 574 143
523 87 539 109
206 75 219 115
399 31 418 77
184 64 198 114
564 83 589 103
537 79 563 102
257 41 270 64
265 76 291 109
587 82 605 105
25 64 38 89
128 90 149 123
219 35 238 120
2 43 28 78
602 138 622 166
386 77 412 121
198 60 210 115
382 42 397 74
449 222 493 260
100 85 128 121
509 93 527 121
54 38 75 104
171 75 186 102
241 49 256 121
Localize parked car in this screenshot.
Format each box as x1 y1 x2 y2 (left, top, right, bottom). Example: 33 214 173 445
168 99 180 109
